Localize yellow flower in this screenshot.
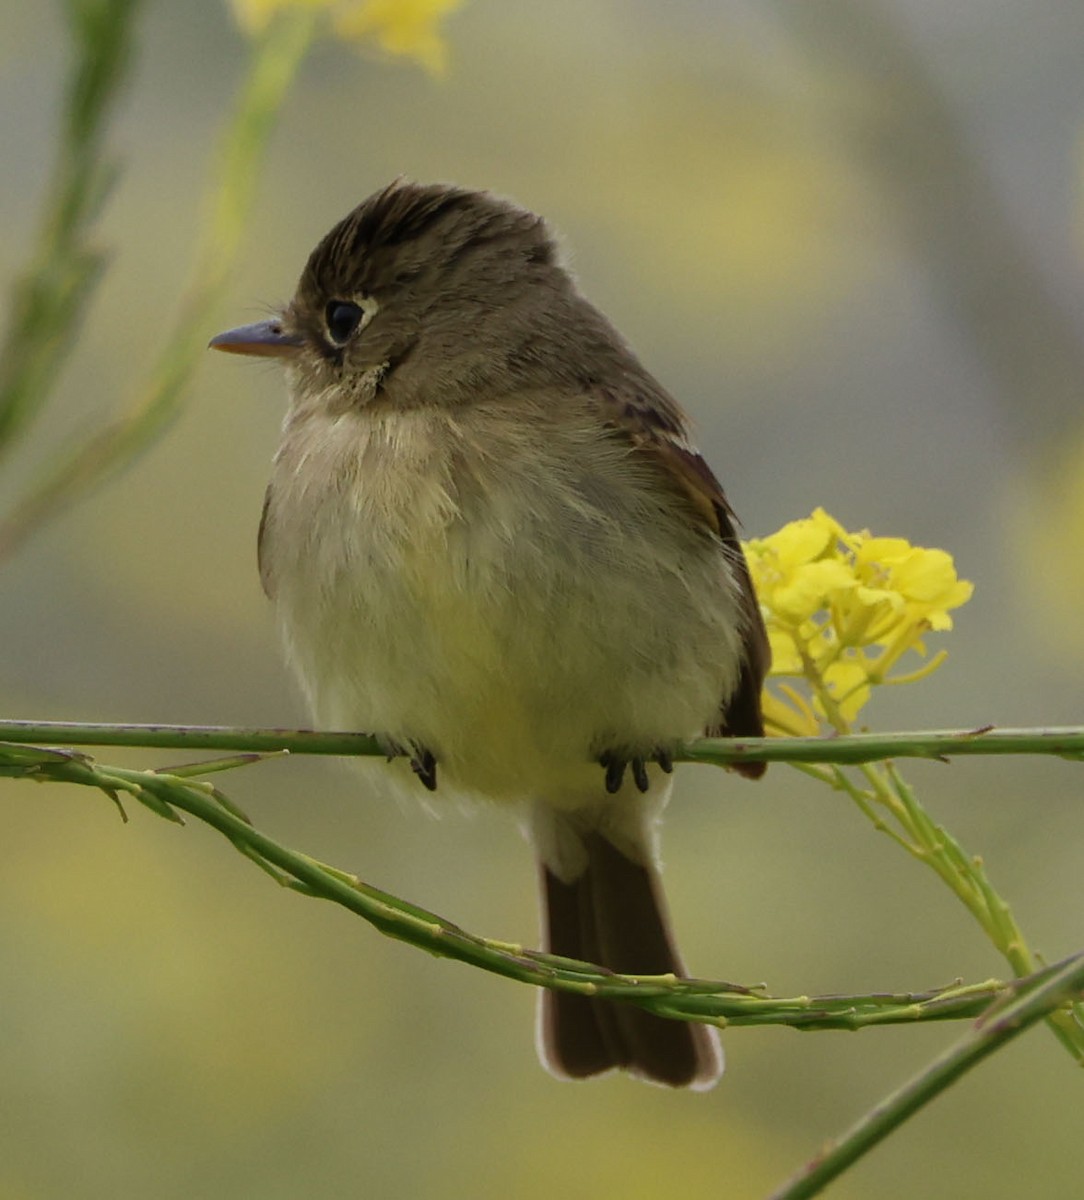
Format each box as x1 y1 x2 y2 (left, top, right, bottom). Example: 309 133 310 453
335 0 462 73
231 0 334 33
230 0 464 72
743 509 972 733
760 685 821 738
744 509 855 626
766 627 803 675
821 658 872 723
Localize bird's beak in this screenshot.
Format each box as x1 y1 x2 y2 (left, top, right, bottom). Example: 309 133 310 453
209 319 304 358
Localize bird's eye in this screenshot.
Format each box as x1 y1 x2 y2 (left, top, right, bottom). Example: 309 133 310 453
324 300 365 345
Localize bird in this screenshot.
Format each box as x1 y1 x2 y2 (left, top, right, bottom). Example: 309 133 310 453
210 179 768 1089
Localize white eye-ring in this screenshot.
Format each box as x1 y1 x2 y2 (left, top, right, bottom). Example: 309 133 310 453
324 296 378 346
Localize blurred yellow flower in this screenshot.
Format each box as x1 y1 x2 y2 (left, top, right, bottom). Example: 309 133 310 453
232 0 325 26
336 0 462 72
229 0 464 72
743 509 972 734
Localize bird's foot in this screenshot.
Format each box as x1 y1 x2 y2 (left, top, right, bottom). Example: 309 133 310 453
597 748 674 795
378 736 439 792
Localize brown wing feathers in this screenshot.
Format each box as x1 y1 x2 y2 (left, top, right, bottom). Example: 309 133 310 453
597 387 769 771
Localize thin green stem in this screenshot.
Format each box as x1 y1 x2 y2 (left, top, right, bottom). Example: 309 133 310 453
0 0 144 462
768 953 1084 1200
3 720 1084 765
829 762 919 853
3 738 1079 1033
4 719 1082 1059
0 9 318 561
0 720 385 757
885 764 1084 1059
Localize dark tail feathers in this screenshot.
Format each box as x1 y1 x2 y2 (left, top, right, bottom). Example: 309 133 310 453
538 830 722 1089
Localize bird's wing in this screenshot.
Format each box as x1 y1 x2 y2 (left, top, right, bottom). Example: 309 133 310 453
596 384 769 775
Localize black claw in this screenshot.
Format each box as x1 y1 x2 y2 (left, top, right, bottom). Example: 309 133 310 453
377 734 406 763
598 747 675 793
599 752 626 794
410 748 438 792
376 736 438 791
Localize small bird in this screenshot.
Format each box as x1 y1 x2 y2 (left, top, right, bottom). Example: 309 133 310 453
211 180 768 1089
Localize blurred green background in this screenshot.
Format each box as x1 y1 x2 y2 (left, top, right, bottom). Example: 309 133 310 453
2 2 1083 1196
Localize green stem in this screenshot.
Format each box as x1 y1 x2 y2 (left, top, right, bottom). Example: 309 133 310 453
0 8 318 561
828 762 919 853
0 0 144 463
2 720 1084 764
767 953 1084 1200
0 720 385 757
881 764 1084 1061
3 739 1079 1033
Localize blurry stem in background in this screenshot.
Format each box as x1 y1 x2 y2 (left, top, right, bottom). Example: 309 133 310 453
0 8 319 563
768 952 1084 1200
0 0 144 466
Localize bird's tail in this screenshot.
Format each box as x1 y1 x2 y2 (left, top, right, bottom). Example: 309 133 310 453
532 807 722 1090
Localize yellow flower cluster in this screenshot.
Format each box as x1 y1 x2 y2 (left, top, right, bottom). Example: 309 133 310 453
742 508 973 735
230 0 464 73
